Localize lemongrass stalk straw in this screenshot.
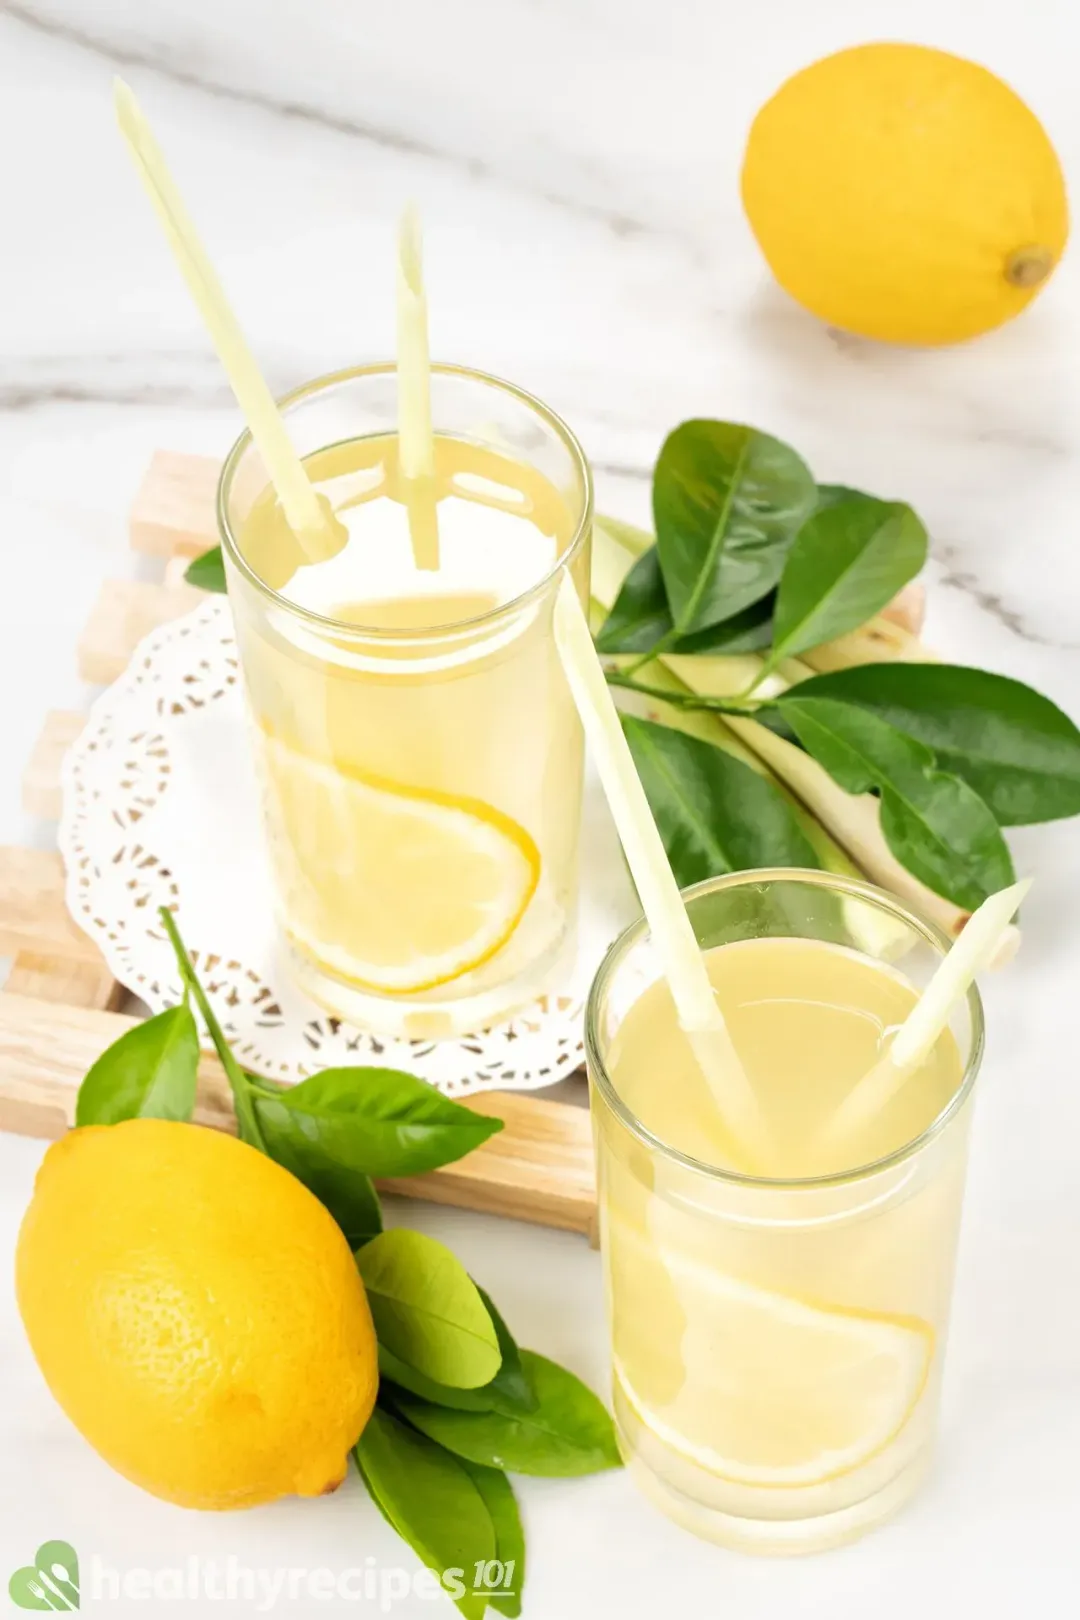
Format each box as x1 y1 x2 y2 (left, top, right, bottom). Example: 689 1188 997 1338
114 81 334 558
823 878 1031 1147
557 576 768 1161
590 518 1020 964
396 205 440 571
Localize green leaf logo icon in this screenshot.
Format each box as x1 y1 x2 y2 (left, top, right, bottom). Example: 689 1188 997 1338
8 1541 80 1610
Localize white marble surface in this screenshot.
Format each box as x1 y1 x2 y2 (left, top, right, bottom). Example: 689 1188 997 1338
2 0 1079 1614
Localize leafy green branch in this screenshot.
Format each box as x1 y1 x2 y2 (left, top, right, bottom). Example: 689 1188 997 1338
159 904 268 1151
590 419 1080 915
603 670 757 716
74 911 621 1618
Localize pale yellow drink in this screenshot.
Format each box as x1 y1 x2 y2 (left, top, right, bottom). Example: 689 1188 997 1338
219 364 591 1036
587 872 982 1555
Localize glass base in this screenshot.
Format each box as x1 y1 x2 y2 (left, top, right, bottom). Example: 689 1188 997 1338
618 1421 934 1557
283 922 577 1040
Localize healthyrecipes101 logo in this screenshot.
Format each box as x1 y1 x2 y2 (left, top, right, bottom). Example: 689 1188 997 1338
9 1540 81 1609
8 1542 520 1610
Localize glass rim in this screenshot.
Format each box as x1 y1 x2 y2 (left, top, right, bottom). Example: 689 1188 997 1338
584 867 986 1193
216 360 594 643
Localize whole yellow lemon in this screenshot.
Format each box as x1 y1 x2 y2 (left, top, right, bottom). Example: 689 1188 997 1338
16 1120 378 1510
741 43 1068 344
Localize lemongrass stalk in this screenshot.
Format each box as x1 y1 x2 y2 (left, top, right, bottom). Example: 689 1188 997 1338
591 585 909 954
880 580 927 634
823 880 1030 1148
594 513 653 562
396 204 440 570
603 651 910 960
591 517 1020 964
590 520 647 618
890 877 1030 1066
114 81 334 558
557 578 769 1160
801 616 938 675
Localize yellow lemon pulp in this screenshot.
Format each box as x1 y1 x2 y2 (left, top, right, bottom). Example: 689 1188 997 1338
613 1223 933 1489
16 1120 378 1510
741 42 1068 345
260 736 541 995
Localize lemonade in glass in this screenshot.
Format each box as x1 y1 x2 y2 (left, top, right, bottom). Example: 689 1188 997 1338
218 363 592 1037
586 870 982 1554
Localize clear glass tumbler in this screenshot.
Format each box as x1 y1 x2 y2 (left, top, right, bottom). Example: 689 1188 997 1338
218 363 592 1038
586 870 984 1555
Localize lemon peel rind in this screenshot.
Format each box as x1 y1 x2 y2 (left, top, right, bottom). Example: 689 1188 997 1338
266 738 542 995
613 1265 934 1491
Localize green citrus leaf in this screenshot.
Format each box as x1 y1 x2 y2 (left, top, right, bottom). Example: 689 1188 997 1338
253 1065 503 1179
378 1344 499 1410
594 546 673 653
355 1408 495 1620
814 483 863 510
356 1230 501 1388
75 1002 199 1126
391 1351 621 1477
184 547 227 593
777 694 1015 908
474 1288 535 1413
653 420 815 635
378 1286 535 1414
785 663 1080 826
252 1098 383 1247
460 1462 525 1618
768 494 927 665
622 715 820 887
157 906 267 1152
596 545 774 656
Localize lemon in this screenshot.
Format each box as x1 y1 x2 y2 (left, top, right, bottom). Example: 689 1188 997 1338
262 736 541 994
16 1120 378 1510
614 1226 932 1488
741 44 1068 345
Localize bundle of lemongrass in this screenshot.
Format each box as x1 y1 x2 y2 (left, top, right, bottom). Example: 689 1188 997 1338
590 515 962 931
590 465 1080 966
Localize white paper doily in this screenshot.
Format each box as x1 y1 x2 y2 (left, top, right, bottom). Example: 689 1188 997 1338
59 597 639 1096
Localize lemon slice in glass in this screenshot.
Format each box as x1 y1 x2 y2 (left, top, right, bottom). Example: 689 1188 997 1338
614 1232 933 1489
260 738 541 994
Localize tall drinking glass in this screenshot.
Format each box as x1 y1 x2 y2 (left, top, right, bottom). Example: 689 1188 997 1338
218 364 592 1038
586 870 984 1555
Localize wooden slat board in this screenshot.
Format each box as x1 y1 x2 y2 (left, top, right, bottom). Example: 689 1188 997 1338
0 448 599 1238
22 709 83 820
0 994 597 1236
3 956 124 1012
78 578 203 685
0 848 104 964
130 450 220 558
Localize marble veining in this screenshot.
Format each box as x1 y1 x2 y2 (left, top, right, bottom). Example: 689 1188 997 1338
3 3 1079 644
0 350 234 411
935 547 1080 651
1 0 664 240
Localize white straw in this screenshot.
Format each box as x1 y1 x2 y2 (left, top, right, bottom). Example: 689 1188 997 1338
114 81 333 557
825 878 1032 1145
554 575 768 1158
